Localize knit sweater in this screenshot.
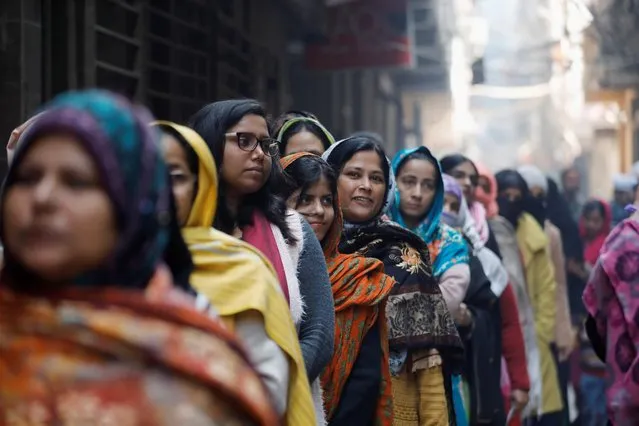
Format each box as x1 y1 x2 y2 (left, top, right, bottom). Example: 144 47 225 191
297 219 335 381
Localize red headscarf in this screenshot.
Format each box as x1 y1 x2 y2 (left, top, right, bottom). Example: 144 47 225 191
579 199 612 266
475 162 499 218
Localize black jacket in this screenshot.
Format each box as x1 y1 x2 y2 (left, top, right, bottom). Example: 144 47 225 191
459 248 504 424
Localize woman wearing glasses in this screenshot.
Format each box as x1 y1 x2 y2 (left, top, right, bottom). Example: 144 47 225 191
189 100 334 425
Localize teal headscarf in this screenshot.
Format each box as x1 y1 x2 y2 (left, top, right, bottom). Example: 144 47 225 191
1 90 188 290
389 146 468 277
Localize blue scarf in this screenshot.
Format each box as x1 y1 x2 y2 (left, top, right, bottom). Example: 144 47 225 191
389 146 468 277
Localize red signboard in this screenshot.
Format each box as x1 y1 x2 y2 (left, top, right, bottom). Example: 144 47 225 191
305 0 412 70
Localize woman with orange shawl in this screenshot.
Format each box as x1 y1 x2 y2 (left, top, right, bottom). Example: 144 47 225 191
281 152 396 425
0 90 277 425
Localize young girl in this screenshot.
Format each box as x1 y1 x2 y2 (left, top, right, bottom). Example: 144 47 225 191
324 136 464 425
154 121 316 424
276 116 335 156
281 152 395 425
390 147 470 316
188 99 334 424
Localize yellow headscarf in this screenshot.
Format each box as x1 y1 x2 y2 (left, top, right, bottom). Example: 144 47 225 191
152 121 316 425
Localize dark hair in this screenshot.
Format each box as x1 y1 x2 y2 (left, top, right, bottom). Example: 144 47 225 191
440 154 478 176
324 136 391 218
546 177 584 260
349 131 384 146
282 156 337 205
495 169 530 195
187 99 294 241
271 110 319 137
561 166 580 181
278 120 333 154
325 136 390 184
582 199 606 219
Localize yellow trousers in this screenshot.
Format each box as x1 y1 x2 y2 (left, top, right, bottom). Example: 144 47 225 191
392 366 449 426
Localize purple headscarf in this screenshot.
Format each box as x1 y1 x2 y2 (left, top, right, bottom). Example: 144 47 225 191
443 173 463 200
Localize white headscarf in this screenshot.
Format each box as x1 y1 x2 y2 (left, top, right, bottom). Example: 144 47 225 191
517 164 548 193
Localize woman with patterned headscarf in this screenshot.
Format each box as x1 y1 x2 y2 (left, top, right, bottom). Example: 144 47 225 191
0 90 277 425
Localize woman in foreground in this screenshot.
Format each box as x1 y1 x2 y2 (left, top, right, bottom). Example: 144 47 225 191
0 91 277 425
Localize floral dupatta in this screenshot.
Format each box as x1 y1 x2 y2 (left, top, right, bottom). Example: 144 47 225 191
340 218 464 373
0 268 278 425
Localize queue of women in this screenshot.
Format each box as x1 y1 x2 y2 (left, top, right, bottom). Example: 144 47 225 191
1 89 636 426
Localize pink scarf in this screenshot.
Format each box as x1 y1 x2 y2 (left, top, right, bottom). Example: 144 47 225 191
468 201 490 244
475 163 499 219
583 218 639 425
242 211 290 304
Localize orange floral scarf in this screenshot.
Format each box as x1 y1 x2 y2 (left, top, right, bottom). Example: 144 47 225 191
282 152 395 424
0 267 278 425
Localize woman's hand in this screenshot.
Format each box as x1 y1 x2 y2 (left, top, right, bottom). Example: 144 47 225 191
454 303 473 326
511 388 529 412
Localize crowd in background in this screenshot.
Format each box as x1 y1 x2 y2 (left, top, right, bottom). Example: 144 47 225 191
1 89 638 426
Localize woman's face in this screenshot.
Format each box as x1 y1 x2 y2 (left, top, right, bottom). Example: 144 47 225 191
3 134 118 283
449 161 478 203
529 186 545 199
396 158 437 222
500 187 523 202
287 176 335 242
478 176 492 195
583 209 604 238
221 114 272 197
443 192 461 214
285 130 325 156
162 134 197 227
337 150 386 223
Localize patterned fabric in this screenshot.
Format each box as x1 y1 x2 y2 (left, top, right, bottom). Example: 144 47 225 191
281 152 395 424
0 268 278 425
389 147 469 278
340 219 464 374
4 90 171 290
583 218 639 425
154 123 317 426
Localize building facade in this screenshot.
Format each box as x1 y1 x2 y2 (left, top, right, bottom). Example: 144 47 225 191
0 0 324 172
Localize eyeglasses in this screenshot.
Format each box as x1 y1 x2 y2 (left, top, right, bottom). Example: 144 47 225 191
225 132 279 157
